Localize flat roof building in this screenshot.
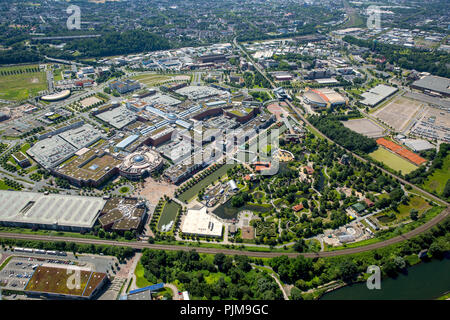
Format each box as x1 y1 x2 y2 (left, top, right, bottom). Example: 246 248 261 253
360 84 398 107
99 198 147 232
411 76 450 97
95 105 137 129
181 206 223 238
0 191 106 232
25 265 107 299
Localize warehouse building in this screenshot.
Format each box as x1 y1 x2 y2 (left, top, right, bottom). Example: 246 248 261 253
360 84 398 107
0 191 106 232
95 105 137 129
411 75 450 97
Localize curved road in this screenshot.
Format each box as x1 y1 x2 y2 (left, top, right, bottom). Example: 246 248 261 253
285 99 449 207
0 207 447 259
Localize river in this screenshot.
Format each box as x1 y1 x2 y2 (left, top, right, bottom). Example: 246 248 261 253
321 257 450 300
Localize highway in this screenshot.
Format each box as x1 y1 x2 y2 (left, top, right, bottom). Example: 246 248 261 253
0 207 447 259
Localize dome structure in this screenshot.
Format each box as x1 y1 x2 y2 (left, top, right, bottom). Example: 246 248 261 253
133 155 145 163
167 113 178 123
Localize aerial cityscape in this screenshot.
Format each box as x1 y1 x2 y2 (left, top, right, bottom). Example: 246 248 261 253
0 0 448 304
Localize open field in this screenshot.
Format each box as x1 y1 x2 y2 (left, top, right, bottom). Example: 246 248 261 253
134 261 153 288
342 118 385 138
423 154 450 197
132 73 189 87
369 147 418 174
375 195 431 226
0 65 47 101
372 96 423 131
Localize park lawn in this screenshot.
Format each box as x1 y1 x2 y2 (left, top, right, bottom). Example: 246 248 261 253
20 143 31 153
204 272 231 285
369 147 418 175
157 201 181 231
375 195 431 226
0 67 47 101
422 154 450 196
0 179 18 190
119 186 130 194
134 261 153 288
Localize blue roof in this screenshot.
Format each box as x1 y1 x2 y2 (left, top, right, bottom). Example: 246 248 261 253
129 283 164 294
116 135 139 149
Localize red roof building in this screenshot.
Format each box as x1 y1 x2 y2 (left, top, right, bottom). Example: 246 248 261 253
292 204 304 212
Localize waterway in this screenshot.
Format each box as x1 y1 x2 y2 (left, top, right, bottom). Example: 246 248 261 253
321 257 450 300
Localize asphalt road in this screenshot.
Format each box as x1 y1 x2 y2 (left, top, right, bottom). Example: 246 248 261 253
0 207 447 259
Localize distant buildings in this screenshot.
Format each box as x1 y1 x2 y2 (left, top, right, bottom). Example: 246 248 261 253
109 79 141 94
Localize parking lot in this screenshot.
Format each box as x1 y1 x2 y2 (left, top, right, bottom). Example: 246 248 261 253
0 256 43 291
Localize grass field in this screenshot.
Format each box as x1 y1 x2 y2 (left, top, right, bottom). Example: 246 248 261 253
157 201 181 231
423 154 450 196
0 179 18 190
369 147 418 175
0 65 47 101
375 195 431 226
131 73 176 87
134 261 153 288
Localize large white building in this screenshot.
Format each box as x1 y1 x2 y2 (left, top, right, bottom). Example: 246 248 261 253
181 206 223 238
0 191 106 232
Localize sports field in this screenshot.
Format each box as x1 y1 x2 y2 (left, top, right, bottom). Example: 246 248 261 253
423 154 450 196
0 65 47 101
369 147 418 174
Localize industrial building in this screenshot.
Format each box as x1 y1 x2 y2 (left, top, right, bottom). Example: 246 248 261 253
411 75 450 97
181 206 223 238
360 84 398 107
53 140 121 188
27 124 104 170
94 105 137 129
0 190 106 232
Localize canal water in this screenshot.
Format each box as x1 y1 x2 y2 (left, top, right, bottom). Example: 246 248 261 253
321 257 450 300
